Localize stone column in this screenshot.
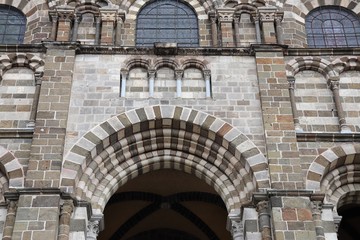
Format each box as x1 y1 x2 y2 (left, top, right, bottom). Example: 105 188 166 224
257 201 271 240
311 201 325 240
227 211 243 240
258 7 277 44
49 11 58 41
204 70 211 98
120 69 128 97
217 9 235 47
175 69 183 98
71 14 81 42
58 200 74 240
100 9 117 45
288 76 303 132
2 200 17 240
87 220 100 240
251 13 262 44
27 72 43 128
56 7 75 42
115 12 125 46
275 12 284 45
208 11 218 47
233 14 241 47
329 78 351 133
95 15 101 45
148 69 156 98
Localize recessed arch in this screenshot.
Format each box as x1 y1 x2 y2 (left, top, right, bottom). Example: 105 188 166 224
61 106 269 213
286 57 337 80
0 146 25 188
0 53 44 81
306 144 360 192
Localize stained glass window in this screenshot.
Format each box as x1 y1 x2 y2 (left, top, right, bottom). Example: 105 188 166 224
0 5 26 44
306 6 360 48
136 0 198 47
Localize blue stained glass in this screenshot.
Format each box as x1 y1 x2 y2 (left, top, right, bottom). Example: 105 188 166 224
306 6 360 48
0 4 26 44
136 0 199 47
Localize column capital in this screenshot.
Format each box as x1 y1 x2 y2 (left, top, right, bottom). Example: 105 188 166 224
227 212 243 239
121 69 129 78
56 6 75 21
256 200 269 213
117 11 126 23
175 69 183 79
87 220 100 240
275 11 284 23
208 11 217 23
100 9 118 22
148 69 156 78
216 8 235 22
258 6 278 22
49 10 58 22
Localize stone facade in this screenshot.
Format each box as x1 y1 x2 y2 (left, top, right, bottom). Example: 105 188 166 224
0 0 359 239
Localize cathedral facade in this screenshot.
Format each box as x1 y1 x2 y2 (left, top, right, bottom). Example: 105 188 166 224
0 0 359 239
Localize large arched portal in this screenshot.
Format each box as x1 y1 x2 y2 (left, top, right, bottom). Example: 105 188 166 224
61 106 269 239
98 169 231 239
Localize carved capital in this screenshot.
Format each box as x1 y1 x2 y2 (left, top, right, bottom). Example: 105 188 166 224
61 200 74 215
311 201 322 215
175 69 183 80
275 12 284 23
100 9 117 22
287 76 295 89
256 200 269 213
208 11 217 24
121 69 129 79
203 70 211 80
148 69 156 79
56 7 75 21
117 12 125 24
216 8 235 23
49 10 58 22
258 7 278 22
87 220 100 240
329 80 340 90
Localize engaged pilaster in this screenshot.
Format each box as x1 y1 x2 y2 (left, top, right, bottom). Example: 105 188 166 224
217 9 235 47
100 9 117 45
56 7 75 42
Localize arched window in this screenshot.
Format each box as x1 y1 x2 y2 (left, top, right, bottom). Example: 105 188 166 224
0 5 26 44
136 0 198 47
306 6 360 48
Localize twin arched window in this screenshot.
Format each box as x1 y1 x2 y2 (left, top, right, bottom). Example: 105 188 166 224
306 6 360 48
0 5 26 44
136 0 199 47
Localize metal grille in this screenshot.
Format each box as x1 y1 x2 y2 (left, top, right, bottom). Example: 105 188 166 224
306 6 360 48
136 0 199 47
0 5 26 44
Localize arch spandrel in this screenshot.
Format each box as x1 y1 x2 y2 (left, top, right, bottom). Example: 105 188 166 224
61 106 269 212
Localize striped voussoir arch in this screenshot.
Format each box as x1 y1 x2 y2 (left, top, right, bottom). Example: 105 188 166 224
0 146 25 189
332 56 360 74
61 106 269 213
0 53 45 81
306 144 360 201
125 0 210 20
285 57 337 79
0 0 41 20
283 0 360 24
